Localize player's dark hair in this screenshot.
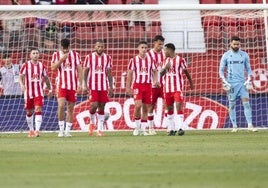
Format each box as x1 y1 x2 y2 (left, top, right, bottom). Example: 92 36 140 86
164 43 176 51
153 35 165 42
94 39 104 44
231 36 240 42
138 41 148 46
61 38 70 49
29 47 39 53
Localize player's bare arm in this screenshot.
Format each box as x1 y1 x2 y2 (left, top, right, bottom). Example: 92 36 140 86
19 74 26 92
83 67 89 92
44 76 53 98
51 53 68 71
184 69 194 90
77 64 83 92
152 69 160 87
107 68 114 95
160 61 171 77
126 70 133 95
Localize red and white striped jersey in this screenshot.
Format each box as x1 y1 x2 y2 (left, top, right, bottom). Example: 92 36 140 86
147 49 165 87
83 52 112 91
163 55 187 93
51 50 81 91
20 61 48 99
128 54 156 84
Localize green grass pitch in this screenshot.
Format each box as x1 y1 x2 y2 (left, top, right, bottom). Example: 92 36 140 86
0 130 268 188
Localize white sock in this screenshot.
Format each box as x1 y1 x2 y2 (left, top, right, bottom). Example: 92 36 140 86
90 112 96 125
65 122 72 133
175 114 184 130
97 114 104 131
167 114 174 131
135 119 141 130
35 115 42 131
59 121 65 132
26 115 34 131
141 121 147 132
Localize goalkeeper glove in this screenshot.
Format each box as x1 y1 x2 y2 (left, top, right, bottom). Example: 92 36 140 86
244 77 253 90
222 79 231 91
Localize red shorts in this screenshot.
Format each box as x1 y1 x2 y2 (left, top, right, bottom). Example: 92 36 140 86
151 87 163 104
89 90 109 103
133 83 152 104
164 91 183 106
57 88 77 103
24 96 44 110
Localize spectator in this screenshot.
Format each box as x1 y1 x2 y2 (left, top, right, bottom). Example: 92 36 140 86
44 20 58 49
128 0 149 31
2 18 24 49
0 53 22 96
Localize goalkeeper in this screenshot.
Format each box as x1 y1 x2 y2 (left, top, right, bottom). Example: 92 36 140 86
219 36 257 132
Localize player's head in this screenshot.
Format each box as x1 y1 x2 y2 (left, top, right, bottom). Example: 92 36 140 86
137 41 148 57
29 48 39 62
61 38 70 53
230 36 240 52
153 35 165 52
94 39 105 56
2 53 11 67
164 43 176 57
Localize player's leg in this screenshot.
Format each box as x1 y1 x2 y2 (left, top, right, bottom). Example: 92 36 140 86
65 101 75 137
165 93 175 136
140 85 152 136
174 91 185 136
132 84 143 136
148 87 159 135
133 99 142 136
57 88 67 137
241 87 257 132
25 98 35 137
63 90 77 137
88 90 99 135
227 87 239 132
34 96 44 137
96 102 105 136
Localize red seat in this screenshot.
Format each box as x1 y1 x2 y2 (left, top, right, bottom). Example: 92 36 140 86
220 0 235 3
23 17 36 28
238 0 252 3
0 0 12 5
18 0 33 4
200 0 218 3
144 0 158 4
108 0 122 4
202 15 221 26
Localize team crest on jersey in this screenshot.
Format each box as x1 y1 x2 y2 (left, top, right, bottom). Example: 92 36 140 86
63 62 72 71
31 74 40 82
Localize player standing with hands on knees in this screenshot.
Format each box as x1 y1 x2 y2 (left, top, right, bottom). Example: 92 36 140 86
160 43 194 136
19 48 52 137
83 39 114 136
51 38 83 137
219 36 257 132
126 41 159 136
